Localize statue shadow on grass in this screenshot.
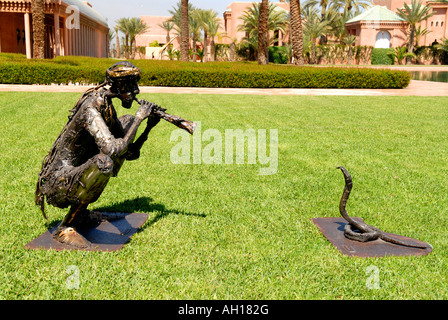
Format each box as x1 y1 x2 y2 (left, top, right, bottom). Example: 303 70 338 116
45 197 205 232
37 197 206 250
93 196 206 231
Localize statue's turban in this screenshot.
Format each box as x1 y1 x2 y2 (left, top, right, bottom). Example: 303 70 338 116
106 61 141 84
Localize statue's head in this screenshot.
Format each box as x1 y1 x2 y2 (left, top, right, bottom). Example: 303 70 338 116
106 61 141 109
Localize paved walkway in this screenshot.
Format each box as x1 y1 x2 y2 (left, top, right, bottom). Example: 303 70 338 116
0 80 447 96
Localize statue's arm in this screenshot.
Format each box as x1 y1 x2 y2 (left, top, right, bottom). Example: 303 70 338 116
125 116 160 160
84 107 143 157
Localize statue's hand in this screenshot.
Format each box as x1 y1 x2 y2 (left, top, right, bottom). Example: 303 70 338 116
135 100 157 120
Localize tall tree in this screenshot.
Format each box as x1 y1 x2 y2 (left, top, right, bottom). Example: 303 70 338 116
116 18 131 58
128 18 149 59
114 25 121 58
303 13 330 64
289 0 304 65
207 17 222 62
304 0 330 43
330 0 372 18
190 9 202 59
196 9 220 62
158 20 175 44
116 17 149 59
238 2 288 61
32 0 45 59
108 30 115 57
396 0 434 63
258 0 270 64
180 0 190 61
341 33 356 64
168 0 195 28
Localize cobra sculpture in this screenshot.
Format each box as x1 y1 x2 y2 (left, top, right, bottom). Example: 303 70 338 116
337 166 427 249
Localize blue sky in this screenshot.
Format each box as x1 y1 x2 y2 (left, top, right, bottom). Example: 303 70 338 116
87 0 242 28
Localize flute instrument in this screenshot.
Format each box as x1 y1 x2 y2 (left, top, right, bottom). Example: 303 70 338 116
135 98 196 135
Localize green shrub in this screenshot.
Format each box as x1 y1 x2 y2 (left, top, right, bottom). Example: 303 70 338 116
269 46 289 64
0 52 28 62
371 48 395 65
0 54 410 89
148 40 161 47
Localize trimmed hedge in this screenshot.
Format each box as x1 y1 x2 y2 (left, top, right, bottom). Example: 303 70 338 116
371 48 395 65
0 54 411 89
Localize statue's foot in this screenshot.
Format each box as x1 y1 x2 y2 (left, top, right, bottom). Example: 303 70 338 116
54 227 92 249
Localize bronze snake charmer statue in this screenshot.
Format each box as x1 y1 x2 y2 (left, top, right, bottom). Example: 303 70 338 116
35 61 195 249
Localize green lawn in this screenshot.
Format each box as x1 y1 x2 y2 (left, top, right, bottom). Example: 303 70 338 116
0 92 447 299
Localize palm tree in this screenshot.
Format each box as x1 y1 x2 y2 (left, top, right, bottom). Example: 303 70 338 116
158 20 175 45
128 18 149 59
302 0 371 44
195 9 220 62
116 18 131 58
434 38 448 52
258 0 270 65
180 0 190 61
238 2 288 60
330 10 352 43
332 0 372 17
108 29 115 57
396 0 434 63
32 0 45 59
391 46 415 65
303 13 330 64
169 0 195 28
207 18 223 62
189 9 202 59
303 0 331 43
114 25 121 58
116 17 149 59
341 33 356 64
411 25 431 47
289 0 304 65
303 0 329 21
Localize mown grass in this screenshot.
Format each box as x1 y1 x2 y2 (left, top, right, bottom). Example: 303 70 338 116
0 92 447 299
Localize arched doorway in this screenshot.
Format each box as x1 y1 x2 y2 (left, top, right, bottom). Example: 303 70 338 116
375 31 391 48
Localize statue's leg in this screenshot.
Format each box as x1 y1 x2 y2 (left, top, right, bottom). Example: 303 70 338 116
54 203 92 248
53 154 114 248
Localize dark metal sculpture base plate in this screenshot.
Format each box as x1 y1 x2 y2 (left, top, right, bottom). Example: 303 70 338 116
312 217 432 257
25 212 148 252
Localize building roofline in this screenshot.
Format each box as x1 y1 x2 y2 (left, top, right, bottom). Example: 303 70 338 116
346 5 404 24
62 0 108 27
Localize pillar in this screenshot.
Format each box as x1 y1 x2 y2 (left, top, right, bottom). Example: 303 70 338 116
54 13 61 56
64 18 69 56
24 12 32 59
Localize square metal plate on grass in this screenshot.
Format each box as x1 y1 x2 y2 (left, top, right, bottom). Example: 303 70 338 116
311 217 432 258
25 212 148 252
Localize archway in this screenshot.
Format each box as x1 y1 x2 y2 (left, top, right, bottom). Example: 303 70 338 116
375 31 391 48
